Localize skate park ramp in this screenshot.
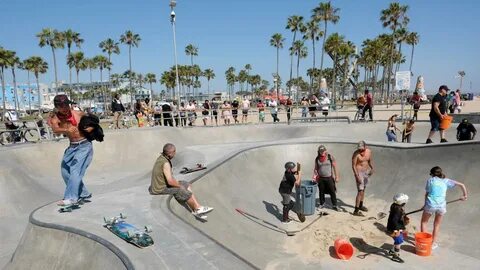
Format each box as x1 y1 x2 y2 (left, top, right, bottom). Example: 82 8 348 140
170 141 480 269
1 122 479 269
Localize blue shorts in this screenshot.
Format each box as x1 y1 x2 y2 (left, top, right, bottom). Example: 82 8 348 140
430 117 441 131
393 233 404 245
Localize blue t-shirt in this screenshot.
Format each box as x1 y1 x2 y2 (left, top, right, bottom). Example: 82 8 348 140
425 177 455 208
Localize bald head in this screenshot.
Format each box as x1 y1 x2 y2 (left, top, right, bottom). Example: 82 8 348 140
163 143 176 154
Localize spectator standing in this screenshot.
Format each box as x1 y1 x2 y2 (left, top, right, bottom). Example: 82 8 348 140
362 90 373 121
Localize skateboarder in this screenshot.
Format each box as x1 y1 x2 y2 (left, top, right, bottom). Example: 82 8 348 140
456 118 476 141
387 193 410 262
351 141 375 216
149 143 213 216
420 166 468 249
313 145 340 211
278 162 306 223
48 95 94 207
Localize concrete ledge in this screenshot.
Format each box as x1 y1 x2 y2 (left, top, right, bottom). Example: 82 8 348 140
290 116 351 124
452 113 480 124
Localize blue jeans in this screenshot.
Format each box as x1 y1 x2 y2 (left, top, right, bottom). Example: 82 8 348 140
386 131 397 142
61 141 93 201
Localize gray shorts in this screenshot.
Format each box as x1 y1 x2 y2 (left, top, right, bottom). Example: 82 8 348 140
159 181 192 203
357 172 369 191
280 193 292 205
424 205 447 215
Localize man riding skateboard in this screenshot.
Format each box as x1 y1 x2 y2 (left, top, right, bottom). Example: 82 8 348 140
352 141 375 216
48 95 94 207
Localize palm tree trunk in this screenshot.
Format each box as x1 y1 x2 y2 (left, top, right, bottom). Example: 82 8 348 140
276 47 280 99
288 31 297 98
129 45 133 106
311 38 316 93
332 54 337 104
27 71 32 112
386 34 396 106
319 21 328 81
51 46 58 94
100 68 107 111
296 53 300 79
11 68 19 114
207 79 210 95
395 43 403 73
68 45 73 98
107 53 112 111
409 44 415 73
1 68 6 120
35 74 41 110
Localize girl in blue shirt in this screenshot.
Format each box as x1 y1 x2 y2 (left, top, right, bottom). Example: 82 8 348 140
421 166 468 249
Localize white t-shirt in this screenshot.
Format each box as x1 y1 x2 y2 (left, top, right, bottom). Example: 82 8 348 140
4 111 18 121
242 99 250 109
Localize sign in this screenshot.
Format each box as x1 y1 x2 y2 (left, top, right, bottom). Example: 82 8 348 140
395 71 411 90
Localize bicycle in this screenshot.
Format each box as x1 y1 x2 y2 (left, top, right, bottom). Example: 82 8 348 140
0 121 40 146
354 105 370 121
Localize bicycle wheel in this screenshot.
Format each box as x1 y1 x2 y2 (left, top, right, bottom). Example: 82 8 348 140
0 132 14 146
23 129 40 143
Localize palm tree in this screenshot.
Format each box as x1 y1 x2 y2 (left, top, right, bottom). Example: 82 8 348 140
23 56 48 110
312 1 340 81
270 33 285 99
286 15 305 97
64 29 84 90
145 73 157 95
67 51 85 85
6 52 22 112
203 69 215 95
380 2 409 104
37 28 64 94
225 67 236 99
244 64 252 92
93 55 111 109
394 27 408 73
160 70 176 96
406 32 419 74
185 44 199 66
119 30 141 104
0 47 11 119
303 19 323 90
21 59 33 112
99 38 120 91
290 40 308 80
325 33 345 103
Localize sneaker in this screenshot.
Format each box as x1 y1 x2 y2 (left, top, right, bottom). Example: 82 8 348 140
426 138 433 144
281 218 292 224
80 193 92 200
332 206 339 212
353 211 365 217
297 212 306 223
359 206 368 212
57 199 75 206
316 204 324 211
440 139 448 143
195 206 214 215
432 242 439 250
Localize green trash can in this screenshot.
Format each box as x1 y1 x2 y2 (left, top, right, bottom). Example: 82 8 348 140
295 180 317 216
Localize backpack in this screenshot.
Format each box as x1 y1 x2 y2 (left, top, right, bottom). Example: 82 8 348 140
313 154 334 180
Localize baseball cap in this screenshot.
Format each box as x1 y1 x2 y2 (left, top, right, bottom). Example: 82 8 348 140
53 94 74 107
357 140 366 150
318 145 327 154
439 85 450 92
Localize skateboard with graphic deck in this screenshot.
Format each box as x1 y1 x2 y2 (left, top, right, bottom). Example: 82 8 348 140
58 202 81 213
180 164 207 174
103 213 154 248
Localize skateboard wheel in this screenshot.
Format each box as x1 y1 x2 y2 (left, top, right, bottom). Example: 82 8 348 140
144 226 152 233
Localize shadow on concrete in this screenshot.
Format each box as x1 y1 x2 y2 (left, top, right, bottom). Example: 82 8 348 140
351 237 392 260
262 200 282 221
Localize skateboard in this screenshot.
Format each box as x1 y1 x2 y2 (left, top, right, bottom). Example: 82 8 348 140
103 213 154 248
58 202 81 213
180 164 207 174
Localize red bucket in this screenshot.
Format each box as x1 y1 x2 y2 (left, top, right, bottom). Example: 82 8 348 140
415 232 433 256
440 115 453 130
334 238 354 260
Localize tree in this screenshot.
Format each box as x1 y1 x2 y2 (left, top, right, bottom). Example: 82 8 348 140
225 67 236 99
160 70 176 96
93 55 111 109
99 38 120 91
286 15 305 98
145 73 157 95
244 64 252 91
312 1 340 82
64 29 84 90
325 33 345 103
120 30 141 104
203 68 215 95
406 32 419 74
67 51 85 96
0 48 11 119
290 40 308 80
185 44 199 66
270 33 285 100
21 59 34 112
394 27 408 73
303 19 323 91
37 28 65 94
23 56 48 111
381 2 409 104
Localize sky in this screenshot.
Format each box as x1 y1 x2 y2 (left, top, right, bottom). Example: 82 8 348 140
1 0 479 95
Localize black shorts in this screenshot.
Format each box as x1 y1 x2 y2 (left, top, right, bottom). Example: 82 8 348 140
212 110 218 116
308 106 316 112
202 110 209 116
242 109 248 115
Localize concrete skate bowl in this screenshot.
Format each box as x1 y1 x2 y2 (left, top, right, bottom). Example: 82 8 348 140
169 142 480 269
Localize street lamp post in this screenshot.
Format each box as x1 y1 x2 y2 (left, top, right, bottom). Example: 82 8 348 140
170 0 181 110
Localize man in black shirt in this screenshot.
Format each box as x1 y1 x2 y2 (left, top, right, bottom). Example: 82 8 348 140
457 118 477 141
426 85 449 144
162 103 173 127
278 162 305 223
